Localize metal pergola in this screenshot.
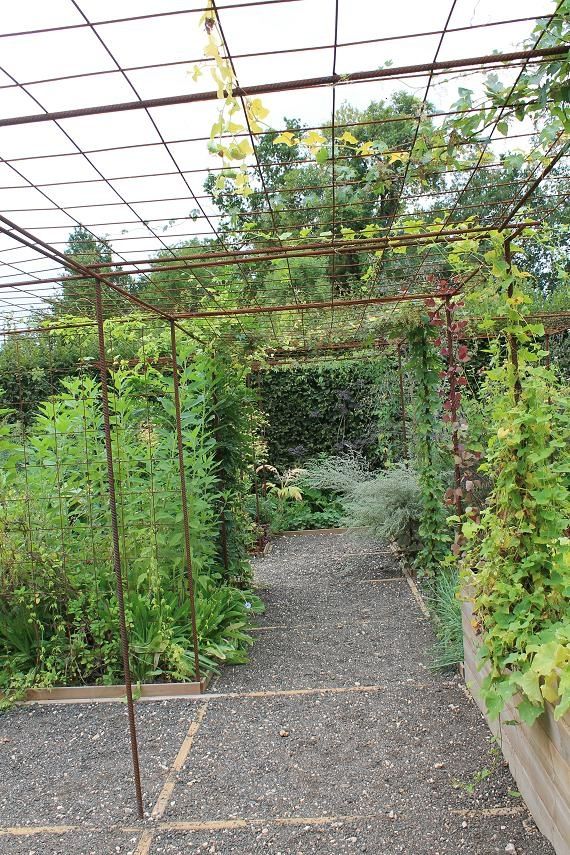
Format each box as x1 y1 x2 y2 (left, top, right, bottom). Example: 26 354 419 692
0 0 568 817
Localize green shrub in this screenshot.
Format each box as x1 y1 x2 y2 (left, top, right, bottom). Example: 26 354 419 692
257 359 405 469
341 468 422 556
265 485 344 533
302 455 422 557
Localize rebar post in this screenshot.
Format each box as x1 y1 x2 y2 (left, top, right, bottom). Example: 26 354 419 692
169 321 201 683
211 387 230 577
397 343 408 459
94 282 144 820
505 239 522 403
444 296 463 518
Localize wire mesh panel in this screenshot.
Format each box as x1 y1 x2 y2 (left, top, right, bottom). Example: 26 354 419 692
0 313 259 692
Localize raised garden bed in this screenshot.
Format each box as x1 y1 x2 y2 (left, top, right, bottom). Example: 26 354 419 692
462 599 570 855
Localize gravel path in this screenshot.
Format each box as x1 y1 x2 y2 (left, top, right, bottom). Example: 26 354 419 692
0 532 555 854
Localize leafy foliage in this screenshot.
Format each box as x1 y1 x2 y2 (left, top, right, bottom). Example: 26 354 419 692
257 358 404 469
425 568 464 670
0 335 260 698
461 279 570 723
340 467 422 556
407 324 451 575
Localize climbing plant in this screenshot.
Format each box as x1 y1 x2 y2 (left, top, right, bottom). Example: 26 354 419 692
406 323 451 575
461 241 570 723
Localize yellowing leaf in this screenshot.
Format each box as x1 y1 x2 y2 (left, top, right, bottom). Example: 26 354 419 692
302 130 327 149
228 139 253 160
247 97 269 121
541 673 559 705
273 131 298 147
339 131 358 145
227 121 245 134
191 65 202 82
388 151 409 164
358 141 375 156
204 36 221 60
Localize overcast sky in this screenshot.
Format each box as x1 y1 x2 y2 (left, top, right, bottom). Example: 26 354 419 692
0 0 556 321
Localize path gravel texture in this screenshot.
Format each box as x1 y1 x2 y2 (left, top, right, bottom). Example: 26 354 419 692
0 532 556 855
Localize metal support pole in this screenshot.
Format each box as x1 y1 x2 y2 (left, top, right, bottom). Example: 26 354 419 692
211 388 230 577
245 375 262 541
505 239 522 403
444 297 463 518
397 344 408 459
94 282 144 820
169 321 201 683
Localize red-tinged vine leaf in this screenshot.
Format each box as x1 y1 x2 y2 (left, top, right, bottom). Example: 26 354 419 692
457 345 469 362
440 347 449 357
457 376 468 387
442 413 452 423
424 298 436 308
455 487 463 498
434 337 442 347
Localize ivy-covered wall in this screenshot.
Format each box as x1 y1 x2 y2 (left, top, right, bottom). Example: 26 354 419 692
256 358 405 469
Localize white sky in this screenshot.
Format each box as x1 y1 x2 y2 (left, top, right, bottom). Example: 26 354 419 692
0 0 557 322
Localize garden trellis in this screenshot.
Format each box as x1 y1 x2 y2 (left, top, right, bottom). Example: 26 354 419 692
0 0 568 819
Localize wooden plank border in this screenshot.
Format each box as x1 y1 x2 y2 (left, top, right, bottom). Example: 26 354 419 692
273 527 348 537
1 675 210 706
462 600 570 855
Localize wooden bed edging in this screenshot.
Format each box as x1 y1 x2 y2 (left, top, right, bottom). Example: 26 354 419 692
275 527 348 537
1 675 210 705
462 600 570 855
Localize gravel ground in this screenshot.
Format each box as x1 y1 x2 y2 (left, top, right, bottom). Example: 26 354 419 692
0 532 556 854
0 701 197 826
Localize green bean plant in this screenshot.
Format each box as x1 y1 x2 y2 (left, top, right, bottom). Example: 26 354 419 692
0 337 261 701
461 248 570 724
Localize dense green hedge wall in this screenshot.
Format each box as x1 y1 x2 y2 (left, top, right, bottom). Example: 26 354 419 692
256 358 405 469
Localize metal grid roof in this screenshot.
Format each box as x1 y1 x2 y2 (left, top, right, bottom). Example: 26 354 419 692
0 0 568 349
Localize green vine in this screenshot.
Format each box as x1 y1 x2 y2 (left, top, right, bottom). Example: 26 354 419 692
407 323 450 575
461 245 570 724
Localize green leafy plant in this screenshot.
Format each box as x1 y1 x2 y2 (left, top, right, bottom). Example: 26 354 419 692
340 467 422 557
302 455 422 556
461 283 570 723
425 568 464 670
407 324 451 575
0 334 261 699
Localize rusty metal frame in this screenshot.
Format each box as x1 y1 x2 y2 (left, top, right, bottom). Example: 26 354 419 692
94 280 144 818
0 0 568 823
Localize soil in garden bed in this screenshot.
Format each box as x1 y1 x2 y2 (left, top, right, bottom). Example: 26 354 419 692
0 532 555 854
